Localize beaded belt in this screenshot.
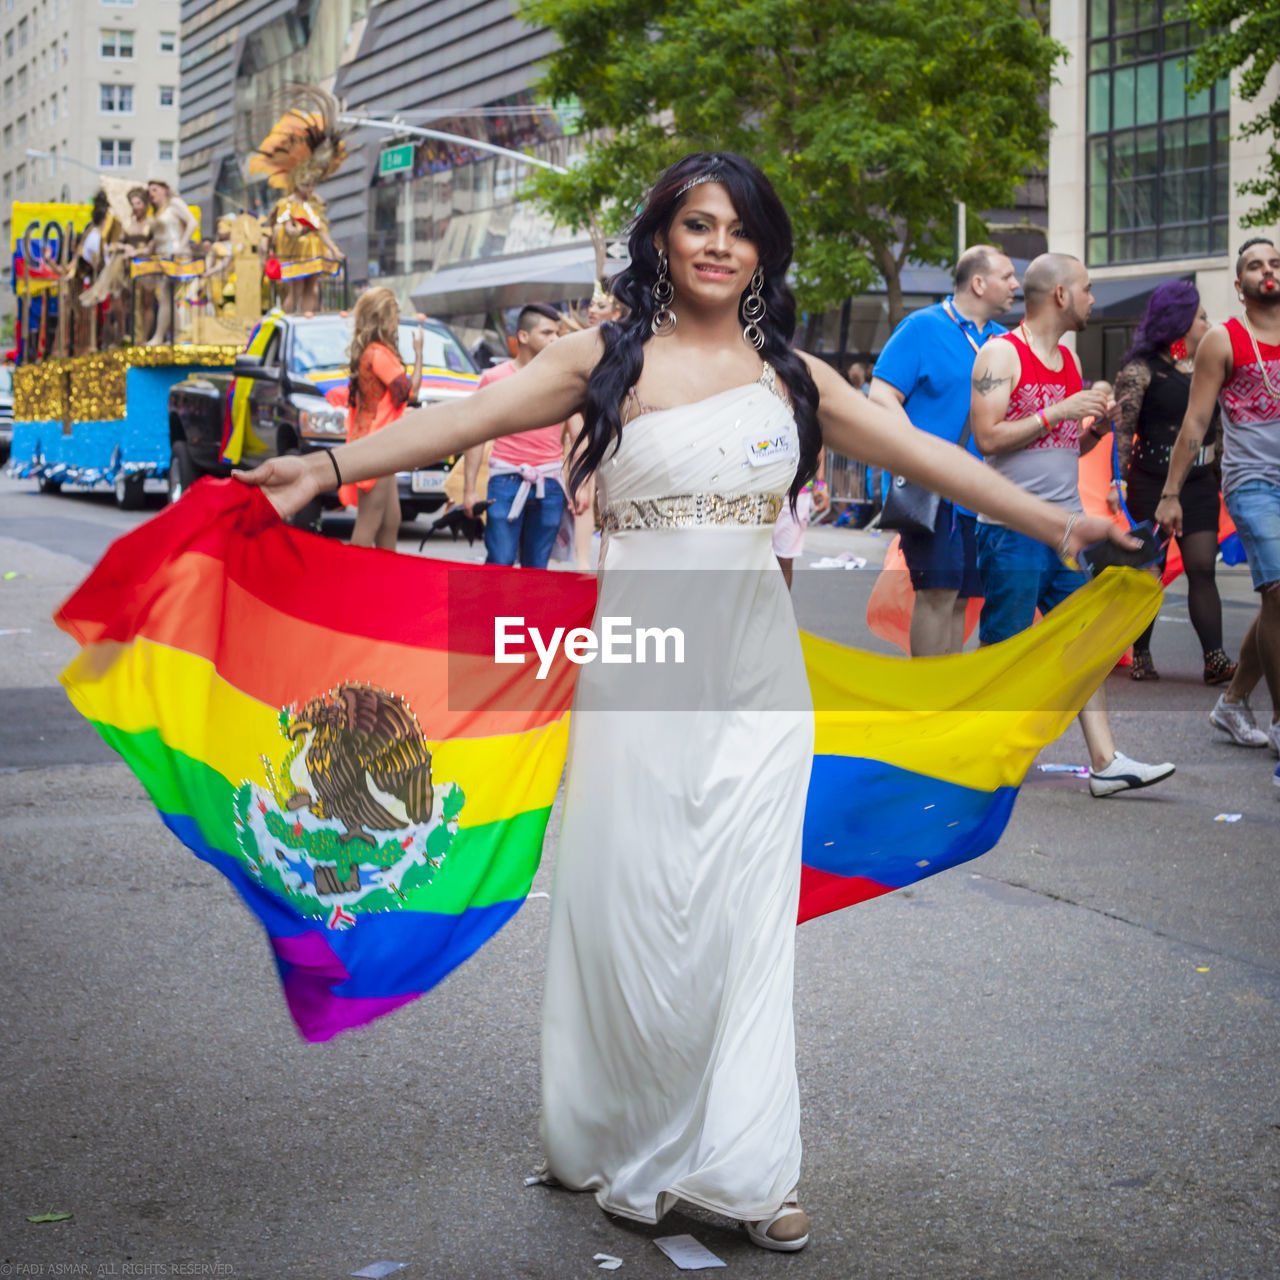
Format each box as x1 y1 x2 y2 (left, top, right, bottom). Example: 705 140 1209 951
599 493 784 531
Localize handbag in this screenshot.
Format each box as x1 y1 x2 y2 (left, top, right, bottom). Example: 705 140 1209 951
879 420 972 536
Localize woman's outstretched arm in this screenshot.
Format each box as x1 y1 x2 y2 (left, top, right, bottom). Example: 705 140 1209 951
801 354 1135 561
239 328 603 519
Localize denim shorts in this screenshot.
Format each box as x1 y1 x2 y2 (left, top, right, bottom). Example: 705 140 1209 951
898 502 982 597
1225 479 1280 591
975 522 1089 646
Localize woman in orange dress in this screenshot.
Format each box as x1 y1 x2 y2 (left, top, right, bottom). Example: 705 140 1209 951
342 287 424 549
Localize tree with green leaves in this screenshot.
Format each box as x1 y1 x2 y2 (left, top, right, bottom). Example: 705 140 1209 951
520 0 1064 326
1186 0 1280 228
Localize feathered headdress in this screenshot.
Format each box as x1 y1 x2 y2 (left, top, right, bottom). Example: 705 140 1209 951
248 85 352 192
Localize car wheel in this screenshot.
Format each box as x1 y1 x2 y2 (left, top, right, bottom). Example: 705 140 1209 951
168 441 199 504
38 475 62 495
114 471 147 510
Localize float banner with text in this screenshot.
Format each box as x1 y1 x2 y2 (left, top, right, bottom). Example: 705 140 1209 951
55 479 1159 1038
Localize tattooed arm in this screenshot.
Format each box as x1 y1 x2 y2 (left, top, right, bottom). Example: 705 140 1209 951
1111 361 1149 484
971 340 1113 456
969 340 1036 456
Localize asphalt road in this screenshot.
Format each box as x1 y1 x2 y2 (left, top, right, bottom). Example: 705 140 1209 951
1 475 1277 1279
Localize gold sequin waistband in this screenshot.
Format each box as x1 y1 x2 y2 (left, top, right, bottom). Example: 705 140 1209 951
599 493 784 532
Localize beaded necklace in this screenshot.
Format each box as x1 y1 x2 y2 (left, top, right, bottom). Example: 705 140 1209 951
1241 313 1280 401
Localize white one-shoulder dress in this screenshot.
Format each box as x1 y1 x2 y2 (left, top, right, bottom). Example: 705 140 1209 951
540 366 814 1224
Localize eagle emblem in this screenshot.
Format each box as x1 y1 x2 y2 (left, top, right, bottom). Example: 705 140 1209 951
231 683 465 926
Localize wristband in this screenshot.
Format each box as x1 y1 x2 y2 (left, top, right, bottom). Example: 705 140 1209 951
1160 491 1180 500
326 450 343 490
1035 410 1050 435
813 480 827 490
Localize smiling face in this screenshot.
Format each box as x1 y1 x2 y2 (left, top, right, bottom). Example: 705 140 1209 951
129 193 148 219
655 182 760 316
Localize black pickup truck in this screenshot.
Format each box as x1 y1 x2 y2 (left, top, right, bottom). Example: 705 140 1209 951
167 312 479 522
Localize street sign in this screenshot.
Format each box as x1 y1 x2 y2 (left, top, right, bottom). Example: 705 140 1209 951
378 144 414 177
605 239 628 260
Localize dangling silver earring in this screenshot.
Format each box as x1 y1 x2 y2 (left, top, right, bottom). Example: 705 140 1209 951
651 251 676 335
742 267 766 350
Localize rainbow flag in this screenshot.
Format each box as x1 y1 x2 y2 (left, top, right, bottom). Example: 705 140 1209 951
55 480 595 1041
55 482 1160 1037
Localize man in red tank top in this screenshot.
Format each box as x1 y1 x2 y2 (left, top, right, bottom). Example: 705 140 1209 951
968 253 1176 798
1157 238 1280 760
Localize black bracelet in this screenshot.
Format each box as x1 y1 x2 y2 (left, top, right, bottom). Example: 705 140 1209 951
326 450 343 490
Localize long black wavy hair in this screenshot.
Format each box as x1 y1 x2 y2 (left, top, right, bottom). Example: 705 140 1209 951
567 152 821 506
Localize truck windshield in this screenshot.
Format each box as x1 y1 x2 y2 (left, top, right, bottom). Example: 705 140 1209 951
289 318 475 376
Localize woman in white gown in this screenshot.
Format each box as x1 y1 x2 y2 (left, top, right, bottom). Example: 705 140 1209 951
240 152 1135 1252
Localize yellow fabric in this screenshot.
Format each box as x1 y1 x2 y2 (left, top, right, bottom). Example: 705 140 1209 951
802 567 1162 791
61 635 571 830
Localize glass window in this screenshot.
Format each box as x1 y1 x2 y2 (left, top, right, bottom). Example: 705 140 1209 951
99 137 132 167
1161 57 1186 118
157 30 174 53
99 82 133 112
158 84 174 107
1088 72 1110 132
1114 66 1136 128
157 138 173 163
1087 0 1230 266
1135 61 1159 125
288 318 475 377
100 28 132 57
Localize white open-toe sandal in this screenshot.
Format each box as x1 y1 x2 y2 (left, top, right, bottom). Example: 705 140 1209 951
745 1203 810 1252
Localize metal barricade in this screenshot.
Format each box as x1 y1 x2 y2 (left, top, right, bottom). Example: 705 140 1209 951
818 447 879 527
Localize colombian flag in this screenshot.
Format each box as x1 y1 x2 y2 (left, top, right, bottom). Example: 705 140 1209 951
55 482 1160 1039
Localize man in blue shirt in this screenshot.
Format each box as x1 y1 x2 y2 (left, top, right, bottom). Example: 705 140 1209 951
869 245 1020 655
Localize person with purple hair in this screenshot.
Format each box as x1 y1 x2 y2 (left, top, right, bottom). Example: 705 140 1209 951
1111 281 1235 683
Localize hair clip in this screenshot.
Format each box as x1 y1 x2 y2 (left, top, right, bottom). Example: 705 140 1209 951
674 172 722 201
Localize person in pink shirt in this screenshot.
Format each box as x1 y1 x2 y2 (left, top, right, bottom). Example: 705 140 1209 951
462 303 574 567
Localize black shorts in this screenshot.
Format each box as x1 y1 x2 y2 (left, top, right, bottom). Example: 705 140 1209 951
1126 466 1221 537
898 502 982 597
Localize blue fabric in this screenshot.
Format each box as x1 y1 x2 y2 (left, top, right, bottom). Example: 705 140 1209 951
975 523 1089 646
803 754 1018 887
483 473 567 569
874 298 1005 517
899 504 982 596
1225 479 1280 590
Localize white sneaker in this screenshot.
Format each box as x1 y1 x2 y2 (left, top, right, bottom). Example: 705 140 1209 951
1089 751 1176 798
1209 693 1270 748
